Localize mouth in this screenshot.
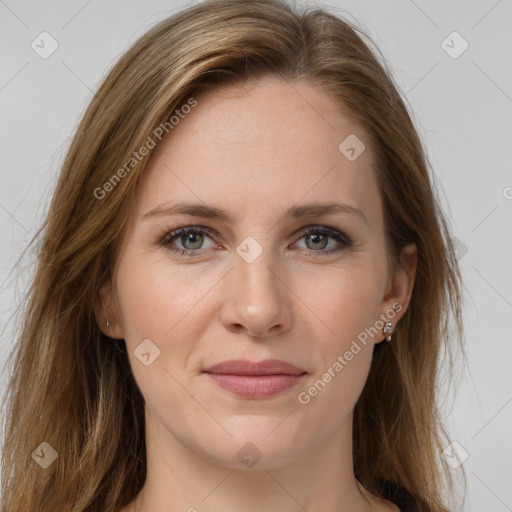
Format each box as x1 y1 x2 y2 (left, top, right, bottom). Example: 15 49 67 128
202 359 308 399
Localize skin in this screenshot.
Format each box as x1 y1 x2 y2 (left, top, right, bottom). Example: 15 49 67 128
95 76 417 512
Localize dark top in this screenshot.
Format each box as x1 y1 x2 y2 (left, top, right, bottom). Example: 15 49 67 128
381 480 426 512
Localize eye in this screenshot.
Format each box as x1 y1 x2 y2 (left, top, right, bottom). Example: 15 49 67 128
158 226 217 256
292 225 352 256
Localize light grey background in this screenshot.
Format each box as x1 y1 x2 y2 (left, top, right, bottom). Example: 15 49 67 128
0 1 511 510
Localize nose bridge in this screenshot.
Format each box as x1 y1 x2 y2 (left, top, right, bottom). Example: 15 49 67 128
220 234 292 337
234 235 282 305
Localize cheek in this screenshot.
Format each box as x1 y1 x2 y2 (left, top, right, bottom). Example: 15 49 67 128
114 251 218 343
295 275 378 431
113 254 212 412
112 253 217 400
292 256 385 414
298 257 386 346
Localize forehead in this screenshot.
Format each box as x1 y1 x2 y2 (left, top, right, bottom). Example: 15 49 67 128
134 77 381 225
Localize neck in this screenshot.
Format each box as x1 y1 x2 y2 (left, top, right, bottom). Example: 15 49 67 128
127 407 395 512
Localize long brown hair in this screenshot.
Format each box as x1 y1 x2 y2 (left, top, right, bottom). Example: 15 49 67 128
1 0 465 510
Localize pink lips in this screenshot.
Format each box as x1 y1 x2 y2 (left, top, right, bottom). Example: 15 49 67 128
202 359 307 399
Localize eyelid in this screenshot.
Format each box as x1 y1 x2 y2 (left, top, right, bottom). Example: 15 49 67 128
158 224 217 244
293 225 352 245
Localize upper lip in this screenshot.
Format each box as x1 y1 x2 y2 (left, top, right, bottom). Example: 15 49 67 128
202 359 306 376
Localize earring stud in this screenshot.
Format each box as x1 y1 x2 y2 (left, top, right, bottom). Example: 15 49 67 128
383 321 393 342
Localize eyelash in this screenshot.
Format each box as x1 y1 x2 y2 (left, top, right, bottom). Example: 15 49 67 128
157 225 352 258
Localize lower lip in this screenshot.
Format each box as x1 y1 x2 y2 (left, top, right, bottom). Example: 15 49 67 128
204 373 306 398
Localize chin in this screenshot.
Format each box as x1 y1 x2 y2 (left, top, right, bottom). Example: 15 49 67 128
195 417 306 470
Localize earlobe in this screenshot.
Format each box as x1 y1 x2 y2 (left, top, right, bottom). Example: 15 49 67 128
93 282 124 339
100 294 111 328
381 242 418 324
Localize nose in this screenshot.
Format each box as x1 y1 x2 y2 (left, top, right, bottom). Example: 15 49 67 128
219 244 293 339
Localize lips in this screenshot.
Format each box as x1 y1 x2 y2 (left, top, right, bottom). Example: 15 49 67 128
202 359 306 376
202 359 307 399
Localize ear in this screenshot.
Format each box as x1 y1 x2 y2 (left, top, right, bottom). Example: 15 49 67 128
93 280 125 339
380 242 417 326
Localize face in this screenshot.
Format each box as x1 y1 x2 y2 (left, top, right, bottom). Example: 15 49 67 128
96 76 416 470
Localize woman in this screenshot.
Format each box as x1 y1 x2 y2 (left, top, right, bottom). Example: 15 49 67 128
0 0 465 510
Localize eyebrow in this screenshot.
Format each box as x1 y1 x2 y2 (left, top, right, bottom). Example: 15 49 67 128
142 201 368 226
